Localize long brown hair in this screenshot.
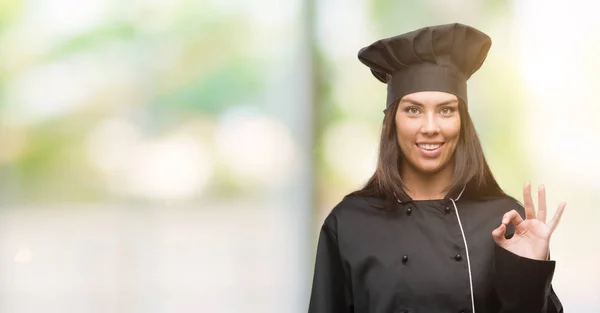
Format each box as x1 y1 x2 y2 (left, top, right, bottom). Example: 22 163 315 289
347 99 508 207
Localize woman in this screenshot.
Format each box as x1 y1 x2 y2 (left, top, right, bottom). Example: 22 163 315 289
308 23 566 313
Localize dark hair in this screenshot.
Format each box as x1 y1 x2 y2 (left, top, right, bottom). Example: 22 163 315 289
347 99 508 208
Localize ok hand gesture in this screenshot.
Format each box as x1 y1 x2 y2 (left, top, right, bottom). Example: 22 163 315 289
492 182 566 260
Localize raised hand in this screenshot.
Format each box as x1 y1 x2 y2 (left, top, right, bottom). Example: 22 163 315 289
492 182 566 260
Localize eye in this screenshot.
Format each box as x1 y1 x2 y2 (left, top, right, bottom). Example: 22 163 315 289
440 107 454 115
406 107 420 115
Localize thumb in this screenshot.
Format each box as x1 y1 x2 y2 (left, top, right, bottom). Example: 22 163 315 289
492 224 507 245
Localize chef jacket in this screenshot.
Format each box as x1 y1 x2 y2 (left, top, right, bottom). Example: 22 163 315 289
308 191 563 313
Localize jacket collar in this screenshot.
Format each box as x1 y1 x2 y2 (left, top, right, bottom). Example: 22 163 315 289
396 185 466 203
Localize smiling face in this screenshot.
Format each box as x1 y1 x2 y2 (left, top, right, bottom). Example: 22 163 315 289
395 91 461 175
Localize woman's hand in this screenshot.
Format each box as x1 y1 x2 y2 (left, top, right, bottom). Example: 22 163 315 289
492 182 566 260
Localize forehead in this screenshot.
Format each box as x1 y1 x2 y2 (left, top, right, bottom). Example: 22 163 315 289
401 91 458 105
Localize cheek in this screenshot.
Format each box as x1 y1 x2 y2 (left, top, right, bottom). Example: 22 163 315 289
444 126 461 158
395 123 417 147
444 119 461 141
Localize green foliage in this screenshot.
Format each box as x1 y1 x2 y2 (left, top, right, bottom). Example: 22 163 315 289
45 23 138 61
152 59 264 115
0 0 22 34
370 0 428 35
11 116 108 203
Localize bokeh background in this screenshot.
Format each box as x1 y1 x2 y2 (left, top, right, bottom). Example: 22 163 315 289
0 0 599 312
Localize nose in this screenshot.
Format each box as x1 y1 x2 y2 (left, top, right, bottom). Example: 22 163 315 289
420 113 440 135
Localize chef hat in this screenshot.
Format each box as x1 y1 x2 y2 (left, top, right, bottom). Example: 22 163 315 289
358 23 492 112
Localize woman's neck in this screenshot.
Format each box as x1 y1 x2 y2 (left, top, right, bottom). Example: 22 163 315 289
401 163 454 200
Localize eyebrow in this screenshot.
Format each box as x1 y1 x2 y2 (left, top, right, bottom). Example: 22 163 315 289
399 98 459 107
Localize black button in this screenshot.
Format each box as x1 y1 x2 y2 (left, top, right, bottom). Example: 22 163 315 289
402 255 408 263
445 206 451 213
406 207 412 215
454 254 462 261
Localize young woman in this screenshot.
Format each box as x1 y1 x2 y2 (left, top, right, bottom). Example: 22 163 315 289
308 23 565 313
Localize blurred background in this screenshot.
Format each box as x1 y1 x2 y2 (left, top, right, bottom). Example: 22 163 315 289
0 0 598 312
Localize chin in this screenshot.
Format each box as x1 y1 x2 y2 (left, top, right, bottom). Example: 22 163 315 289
411 160 449 175
416 165 443 175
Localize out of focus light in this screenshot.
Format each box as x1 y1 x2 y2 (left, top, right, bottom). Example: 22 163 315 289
14 247 33 264
515 0 600 186
132 0 183 33
5 44 140 125
87 118 213 200
125 133 212 200
86 118 141 173
317 0 373 58
30 0 107 39
0 123 28 164
323 121 378 184
2 0 107 58
516 3 581 96
215 109 299 188
8 60 97 124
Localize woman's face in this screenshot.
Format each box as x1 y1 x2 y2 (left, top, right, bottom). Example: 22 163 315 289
395 91 461 175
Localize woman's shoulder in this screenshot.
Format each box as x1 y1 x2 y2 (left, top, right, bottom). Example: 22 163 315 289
468 194 525 215
332 194 393 214
322 194 393 231
471 194 521 205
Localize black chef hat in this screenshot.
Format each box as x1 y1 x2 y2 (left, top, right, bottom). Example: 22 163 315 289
358 23 491 112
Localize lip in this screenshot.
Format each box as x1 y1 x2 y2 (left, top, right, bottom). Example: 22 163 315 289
415 142 444 157
415 142 444 145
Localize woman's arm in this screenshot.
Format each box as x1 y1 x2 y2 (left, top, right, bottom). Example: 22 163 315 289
492 183 565 312
493 244 563 312
308 218 354 313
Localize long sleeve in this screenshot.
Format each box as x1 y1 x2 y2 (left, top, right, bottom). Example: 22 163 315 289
308 222 353 313
493 244 563 313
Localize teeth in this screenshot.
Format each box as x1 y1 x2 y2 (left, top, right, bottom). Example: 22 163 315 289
418 144 441 150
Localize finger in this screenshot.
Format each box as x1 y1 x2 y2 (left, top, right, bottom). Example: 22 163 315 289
502 209 525 227
538 185 547 224
548 202 566 233
492 224 507 245
523 181 536 219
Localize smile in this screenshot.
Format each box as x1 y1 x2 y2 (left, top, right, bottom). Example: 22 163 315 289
415 142 444 157
416 143 443 151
